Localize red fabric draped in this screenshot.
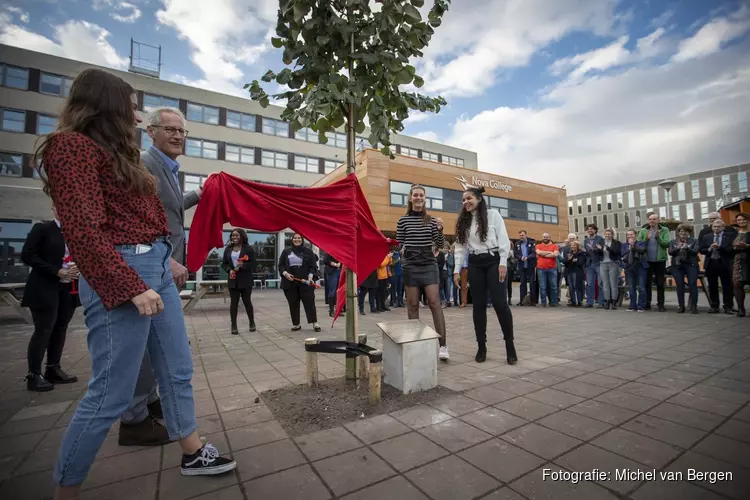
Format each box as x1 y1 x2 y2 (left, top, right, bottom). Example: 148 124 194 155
187 172 395 325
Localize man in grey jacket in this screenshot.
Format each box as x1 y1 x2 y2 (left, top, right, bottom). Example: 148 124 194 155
119 107 205 446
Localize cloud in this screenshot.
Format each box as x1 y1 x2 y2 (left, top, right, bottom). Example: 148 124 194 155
4 6 29 23
0 16 128 69
673 5 750 62
412 131 440 143
551 36 631 80
93 0 143 24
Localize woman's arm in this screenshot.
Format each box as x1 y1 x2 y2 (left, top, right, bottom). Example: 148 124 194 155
221 247 233 273
493 211 511 267
21 223 61 277
431 218 445 248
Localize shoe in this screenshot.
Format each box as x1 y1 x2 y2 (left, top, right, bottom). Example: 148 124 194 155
723 308 734 315
691 307 699 315
231 328 239 335
708 308 719 314
44 365 78 384
637 308 645 313
329 306 334 318
626 307 635 312
584 304 593 308
181 443 237 476
370 308 378 314
26 373 53 392
603 301 610 310
313 324 322 333
438 346 450 361
738 308 746 317
249 323 256 332
677 306 685 314
383 307 391 312
658 306 666 312
541 303 547 308
645 305 652 311
291 325 301 332
359 309 366 316
505 340 518 365
148 399 164 419
118 417 171 446
475 343 487 363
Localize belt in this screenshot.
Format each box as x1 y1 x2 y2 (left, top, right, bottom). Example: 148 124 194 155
469 247 499 255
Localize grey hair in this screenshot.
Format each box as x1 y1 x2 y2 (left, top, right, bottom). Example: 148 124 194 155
711 219 726 226
148 107 185 127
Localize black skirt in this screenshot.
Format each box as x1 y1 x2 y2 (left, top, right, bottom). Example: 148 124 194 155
403 263 440 287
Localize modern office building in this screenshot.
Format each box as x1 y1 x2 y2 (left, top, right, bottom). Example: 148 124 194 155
566 164 749 240
0 43 477 284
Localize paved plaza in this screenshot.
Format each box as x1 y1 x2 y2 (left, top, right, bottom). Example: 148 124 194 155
0 287 749 500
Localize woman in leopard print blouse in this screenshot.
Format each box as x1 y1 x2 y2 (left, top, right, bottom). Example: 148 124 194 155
38 68 235 498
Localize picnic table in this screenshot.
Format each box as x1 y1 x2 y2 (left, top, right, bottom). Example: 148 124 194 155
0 283 32 324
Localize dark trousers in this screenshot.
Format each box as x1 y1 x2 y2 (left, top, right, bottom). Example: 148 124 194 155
467 254 514 344
389 275 404 306
568 269 585 304
507 272 513 302
28 288 76 374
229 287 254 327
284 284 317 325
672 264 698 308
645 260 666 308
705 261 734 309
358 286 376 312
377 279 389 310
519 266 535 302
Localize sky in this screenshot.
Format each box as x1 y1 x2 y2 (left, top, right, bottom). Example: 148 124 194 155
1 0 749 195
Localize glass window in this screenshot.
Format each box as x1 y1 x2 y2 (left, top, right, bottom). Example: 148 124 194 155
577 199 583 214
686 204 695 221
739 172 748 193
624 213 630 227
325 131 346 148
225 144 254 164
700 201 709 219
583 217 588 227
603 215 608 228
183 174 205 194
639 189 647 206
295 127 318 143
389 181 412 207
706 177 715 197
143 93 179 112
324 160 338 173
596 196 602 212
186 103 219 125
568 201 573 216
527 203 544 222
294 155 319 173
593 215 597 226
613 213 619 229
261 150 288 169
442 155 463 166
262 118 289 137
606 194 612 211
635 211 641 226
628 191 635 207
659 206 667 219
400 146 419 158
586 197 591 213
185 138 218 159
574 219 579 232
141 132 153 150
1 64 29 90
0 151 23 177
36 114 57 135
691 179 700 199
672 205 680 219
40 73 73 97
0 109 25 132
650 186 658 204
226 111 256 131
617 192 623 209
422 151 439 162
677 182 686 201
721 174 731 196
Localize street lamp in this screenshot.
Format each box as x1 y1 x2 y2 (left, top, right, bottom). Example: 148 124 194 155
659 179 677 217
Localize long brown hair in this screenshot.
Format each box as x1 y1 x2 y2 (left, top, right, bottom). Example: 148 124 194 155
455 187 488 245
35 68 156 196
406 184 431 226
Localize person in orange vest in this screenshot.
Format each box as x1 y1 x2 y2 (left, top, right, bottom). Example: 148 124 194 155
376 252 393 312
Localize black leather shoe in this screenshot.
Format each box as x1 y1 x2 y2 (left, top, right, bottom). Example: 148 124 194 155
119 417 171 447
691 307 699 314
148 399 164 419
249 322 256 332
505 340 518 365
26 373 53 392
677 306 685 313
708 308 720 314
604 301 610 310
475 344 487 363
44 365 78 384
658 306 666 312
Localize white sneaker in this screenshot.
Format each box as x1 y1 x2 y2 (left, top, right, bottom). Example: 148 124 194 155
438 346 450 361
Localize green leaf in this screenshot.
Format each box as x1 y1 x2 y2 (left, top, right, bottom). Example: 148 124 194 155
395 69 413 85
355 121 366 134
411 0 425 7
316 36 330 45
413 75 424 88
277 68 293 85
271 37 283 48
261 70 275 83
259 96 270 108
403 4 422 23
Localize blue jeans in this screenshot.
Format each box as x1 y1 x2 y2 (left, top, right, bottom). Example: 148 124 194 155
625 266 647 310
325 269 340 301
671 264 699 309
568 269 584 304
358 286 376 311
586 263 603 306
54 240 196 487
389 274 403 305
538 268 558 305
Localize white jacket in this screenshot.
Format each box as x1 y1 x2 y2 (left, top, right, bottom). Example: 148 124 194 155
453 208 511 274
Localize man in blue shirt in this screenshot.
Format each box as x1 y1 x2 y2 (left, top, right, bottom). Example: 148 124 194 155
513 230 537 305
583 224 606 307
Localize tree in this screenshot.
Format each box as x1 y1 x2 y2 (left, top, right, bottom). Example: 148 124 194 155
247 0 452 379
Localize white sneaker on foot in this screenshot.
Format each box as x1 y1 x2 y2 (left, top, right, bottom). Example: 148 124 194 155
438 346 450 360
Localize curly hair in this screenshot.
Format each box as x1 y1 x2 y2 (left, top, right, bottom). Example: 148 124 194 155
455 186 488 245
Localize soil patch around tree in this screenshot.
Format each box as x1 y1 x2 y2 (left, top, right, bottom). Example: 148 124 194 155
261 377 455 436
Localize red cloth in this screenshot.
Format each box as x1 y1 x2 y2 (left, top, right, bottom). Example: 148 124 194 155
187 172 395 325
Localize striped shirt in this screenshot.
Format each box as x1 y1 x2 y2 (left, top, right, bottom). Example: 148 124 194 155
396 213 444 249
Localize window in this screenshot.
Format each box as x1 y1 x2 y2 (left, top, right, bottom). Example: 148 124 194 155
294 155 319 173
400 146 419 158
603 215 608 228
422 151 439 162
586 197 592 213
606 194 612 211
1 64 29 89
739 172 748 193
143 93 179 112
635 211 641 226
639 189 647 206
424 186 443 211
183 174 205 194
487 197 509 218
0 108 24 132
262 118 289 137
677 182 686 201
543 205 558 224
389 181 411 206
186 103 219 125
141 132 153 150
721 174 731 196
672 205 680 219
686 204 695 221
706 177 715 197
442 155 463 166
527 203 543 222
628 191 635 207
324 160 338 173
568 201 573 216
659 206 667 219
596 196 602 212
583 217 588 227
36 114 57 135
261 150 288 169
40 73 73 97
651 186 659 204
226 111 256 131
325 131 346 148
700 201 709 219
0 152 22 177
624 213 630 227
691 179 700 199
593 215 598 226
295 127 318 143
577 199 583 214
185 138 218 159
225 144 254 164
614 213 619 229
574 219 579 232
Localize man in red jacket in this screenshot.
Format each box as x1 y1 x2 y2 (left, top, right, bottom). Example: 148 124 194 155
536 233 560 307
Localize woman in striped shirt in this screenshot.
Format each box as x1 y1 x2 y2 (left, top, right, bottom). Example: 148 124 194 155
396 184 449 360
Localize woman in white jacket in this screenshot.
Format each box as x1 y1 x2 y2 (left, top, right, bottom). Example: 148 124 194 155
453 186 517 364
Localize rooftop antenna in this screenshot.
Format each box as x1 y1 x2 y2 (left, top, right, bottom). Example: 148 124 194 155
129 38 162 79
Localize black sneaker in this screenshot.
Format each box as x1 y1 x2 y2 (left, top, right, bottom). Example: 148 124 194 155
249 323 256 332
181 444 237 476
44 365 78 384
148 399 164 419
26 373 53 392
475 343 487 363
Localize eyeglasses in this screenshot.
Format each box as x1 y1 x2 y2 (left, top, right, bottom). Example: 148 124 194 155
151 125 189 137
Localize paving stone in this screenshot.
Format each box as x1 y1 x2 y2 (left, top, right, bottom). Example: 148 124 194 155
344 414 410 445
6 430 45 455
0 414 62 438
646 402 725 431
630 479 726 500
501 423 581 460
79 473 158 500
233 439 307 481
159 465 239 500
667 392 743 417
84 447 161 490
619 381 680 400
510 464 620 500
622 414 706 448
594 389 660 412
0 469 56 500
691 434 750 469
418 418 491 452
573 372 628 389
295 426 362 461
339 476 428 500
463 386 517 405
566 399 638 425
459 439 545 482
518 371 569 387
428 394 487 416
494 397 559 421
371 431 448 472
490 378 545 395
685 384 750 404
666 450 750 500
714 418 750 443
524 388 585 409
390 405 453 429
242 464 331 500
8 401 73 421
731 403 750 422
551 379 610 398
555 444 644 494
592 428 682 468
459 407 528 435
406 455 500 500
478 487 526 500
189 486 246 500
226 419 289 451
312 448 395 497
537 410 612 440
221 404 275 430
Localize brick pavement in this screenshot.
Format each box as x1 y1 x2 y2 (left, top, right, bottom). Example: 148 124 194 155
0 288 748 500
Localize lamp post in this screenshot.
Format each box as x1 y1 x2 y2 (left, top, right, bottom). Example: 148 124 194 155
659 179 677 218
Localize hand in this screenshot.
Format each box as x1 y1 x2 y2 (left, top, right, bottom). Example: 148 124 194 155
131 289 164 316
435 217 444 232
734 241 748 248
453 273 460 288
710 243 719 249
522 256 527 262
647 231 653 240
283 271 294 281
170 258 188 288
57 268 72 280
596 244 602 249
308 274 314 283
68 265 80 280
498 265 507 282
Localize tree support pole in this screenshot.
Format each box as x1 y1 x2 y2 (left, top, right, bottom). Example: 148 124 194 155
345 23 358 380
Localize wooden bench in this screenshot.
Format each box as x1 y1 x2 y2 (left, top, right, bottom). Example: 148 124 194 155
181 280 230 313
0 283 32 324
